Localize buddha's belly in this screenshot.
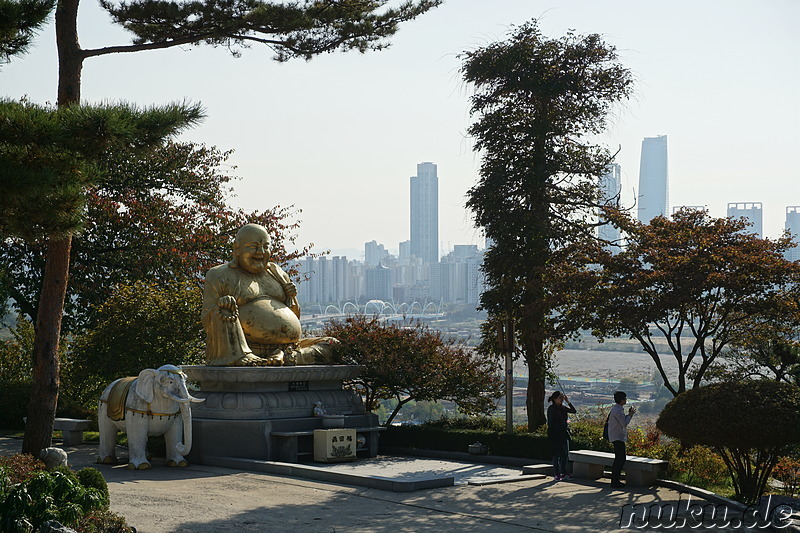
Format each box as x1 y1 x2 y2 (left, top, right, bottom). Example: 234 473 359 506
238 298 301 344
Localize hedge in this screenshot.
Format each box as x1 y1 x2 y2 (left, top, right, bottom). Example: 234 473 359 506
382 422 611 459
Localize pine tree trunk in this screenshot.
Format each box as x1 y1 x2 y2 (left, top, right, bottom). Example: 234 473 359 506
22 0 83 456
22 237 72 454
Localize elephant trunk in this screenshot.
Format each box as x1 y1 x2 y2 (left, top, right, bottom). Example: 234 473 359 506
175 401 192 456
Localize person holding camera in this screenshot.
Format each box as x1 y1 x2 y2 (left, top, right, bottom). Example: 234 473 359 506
547 390 577 481
608 390 636 488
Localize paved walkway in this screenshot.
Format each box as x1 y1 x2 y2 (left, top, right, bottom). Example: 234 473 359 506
0 437 761 532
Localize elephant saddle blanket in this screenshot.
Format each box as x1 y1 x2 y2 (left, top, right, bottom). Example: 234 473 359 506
106 377 137 421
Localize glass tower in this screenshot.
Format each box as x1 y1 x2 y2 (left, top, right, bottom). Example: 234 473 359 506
637 135 669 223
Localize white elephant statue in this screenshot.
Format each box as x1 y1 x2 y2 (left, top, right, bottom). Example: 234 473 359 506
97 364 203 470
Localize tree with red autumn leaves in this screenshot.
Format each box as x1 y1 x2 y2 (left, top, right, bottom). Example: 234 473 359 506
324 315 503 426
2 141 310 333
584 208 800 396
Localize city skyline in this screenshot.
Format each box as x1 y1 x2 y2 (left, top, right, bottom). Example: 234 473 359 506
3 1 798 252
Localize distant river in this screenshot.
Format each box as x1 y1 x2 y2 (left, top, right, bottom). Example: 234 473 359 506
513 348 679 383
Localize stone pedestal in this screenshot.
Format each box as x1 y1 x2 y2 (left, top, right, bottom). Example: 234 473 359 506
182 365 380 464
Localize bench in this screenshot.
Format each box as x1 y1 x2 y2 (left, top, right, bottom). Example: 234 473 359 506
23 417 92 446
568 449 668 487
272 426 384 463
53 418 91 446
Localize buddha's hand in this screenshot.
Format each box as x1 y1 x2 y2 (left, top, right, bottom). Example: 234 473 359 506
216 295 239 322
282 281 297 299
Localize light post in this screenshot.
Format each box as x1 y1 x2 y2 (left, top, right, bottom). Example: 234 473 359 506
497 318 515 434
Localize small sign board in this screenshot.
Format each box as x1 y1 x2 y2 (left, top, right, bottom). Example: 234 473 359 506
288 381 308 392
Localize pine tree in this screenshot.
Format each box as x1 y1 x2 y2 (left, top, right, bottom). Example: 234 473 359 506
0 0 53 63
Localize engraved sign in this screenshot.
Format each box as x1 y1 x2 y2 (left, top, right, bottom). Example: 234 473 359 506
288 381 309 391
313 429 357 462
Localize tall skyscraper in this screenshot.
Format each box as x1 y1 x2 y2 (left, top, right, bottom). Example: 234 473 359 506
727 202 763 238
637 135 669 223
598 163 622 247
785 206 800 262
410 162 439 264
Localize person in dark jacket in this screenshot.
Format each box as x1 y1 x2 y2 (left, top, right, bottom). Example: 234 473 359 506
547 390 576 481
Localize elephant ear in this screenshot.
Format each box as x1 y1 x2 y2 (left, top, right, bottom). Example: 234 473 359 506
135 369 158 403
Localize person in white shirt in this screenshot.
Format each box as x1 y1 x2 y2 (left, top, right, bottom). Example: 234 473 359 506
608 390 636 488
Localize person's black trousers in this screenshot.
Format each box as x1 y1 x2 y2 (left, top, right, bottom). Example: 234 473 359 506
611 440 626 482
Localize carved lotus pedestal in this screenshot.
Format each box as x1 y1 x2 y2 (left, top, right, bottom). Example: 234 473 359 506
181 365 380 464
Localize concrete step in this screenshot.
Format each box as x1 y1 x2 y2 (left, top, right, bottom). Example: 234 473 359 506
522 463 553 475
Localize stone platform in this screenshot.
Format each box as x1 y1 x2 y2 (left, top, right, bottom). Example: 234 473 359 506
182 365 380 464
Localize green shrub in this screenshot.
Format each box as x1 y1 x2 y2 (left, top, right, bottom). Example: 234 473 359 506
52 465 80 483
671 445 730 488
569 420 612 453
422 416 506 432
0 470 106 532
75 507 133 533
76 468 109 505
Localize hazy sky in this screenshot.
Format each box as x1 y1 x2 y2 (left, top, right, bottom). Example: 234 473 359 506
3 0 799 258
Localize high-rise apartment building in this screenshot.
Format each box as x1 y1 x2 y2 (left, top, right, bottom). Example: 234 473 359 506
727 202 763 238
364 240 387 267
637 135 669 223
598 163 622 247
398 240 411 264
364 264 392 301
410 162 439 264
430 245 485 305
297 255 350 304
785 206 800 262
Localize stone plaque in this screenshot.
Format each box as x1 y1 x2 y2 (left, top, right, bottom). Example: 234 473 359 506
288 381 308 392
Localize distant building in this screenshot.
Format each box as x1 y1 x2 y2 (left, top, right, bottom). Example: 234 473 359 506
398 240 411 264
364 264 392 301
637 135 669 223
410 162 439 264
297 255 350 304
598 163 622 249
727 202 763 238
672 206 706 214
432 245 485 305
786 206 800 262
364 240 387 267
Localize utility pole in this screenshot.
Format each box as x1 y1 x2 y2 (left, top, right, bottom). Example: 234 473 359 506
497 318 515 433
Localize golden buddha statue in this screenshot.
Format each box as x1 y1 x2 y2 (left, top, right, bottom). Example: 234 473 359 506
202 223 336 366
